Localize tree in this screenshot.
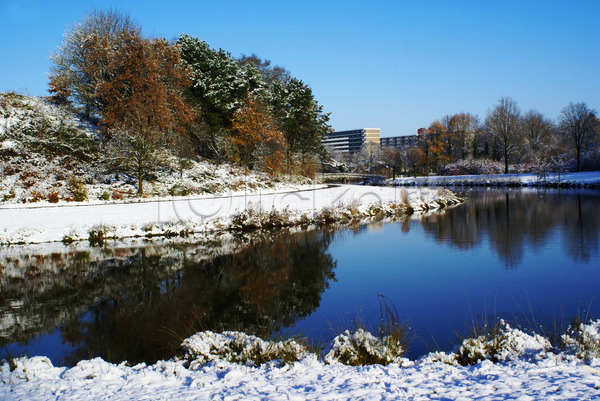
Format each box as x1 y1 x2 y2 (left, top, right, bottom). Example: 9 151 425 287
359 141 382 173
229 98 287 173
427 121 448 174
380 147 402 178
98 32 195 195
559 102 598 172
48 9 141 117
270 78 330 167
520 110 558 170
237 54 291 86
408 147 428 177
445 113 478 161
485 97 522 173
176 34 263 159
522 110 554 155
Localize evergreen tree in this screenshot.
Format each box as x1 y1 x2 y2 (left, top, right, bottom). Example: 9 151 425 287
176 34 263 159
270 78 330 165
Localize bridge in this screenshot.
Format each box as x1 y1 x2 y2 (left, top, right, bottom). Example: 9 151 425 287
318 173 387 185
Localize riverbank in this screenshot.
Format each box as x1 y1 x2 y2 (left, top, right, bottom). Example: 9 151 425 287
0 185 462 245
2 320 599 400
389 171 600 189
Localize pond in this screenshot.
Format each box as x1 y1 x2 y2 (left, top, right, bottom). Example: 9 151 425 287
1 188 599 365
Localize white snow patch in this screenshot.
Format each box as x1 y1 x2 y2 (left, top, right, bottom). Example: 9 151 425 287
0 186 461 245
2 322 600 400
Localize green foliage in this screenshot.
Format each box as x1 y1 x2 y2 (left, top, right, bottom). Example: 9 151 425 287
67 176 88 201
177 34 263 160
2 190 16 202
270 77 330 160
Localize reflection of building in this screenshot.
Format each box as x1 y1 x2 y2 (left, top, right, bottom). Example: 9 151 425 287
322 128 380 154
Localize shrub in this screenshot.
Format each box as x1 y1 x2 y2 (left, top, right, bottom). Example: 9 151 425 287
48 191 60 203
112 188 126 200
181 331 308 368
325 295 409 366
169 183 192 197
440 159 504 176
324 328 406 366
2 190 16 202
456 320 551 365
30 191 44 203
98 191 111 201
88 225 111 247
561 319 600 361
67 176 87 202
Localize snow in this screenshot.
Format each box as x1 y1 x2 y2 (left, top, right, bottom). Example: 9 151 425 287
0 185 460 245
2 322 600 400
390 171 600 188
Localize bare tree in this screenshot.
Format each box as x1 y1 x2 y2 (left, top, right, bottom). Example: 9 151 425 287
559 102 598 172
485 97 522 173
522 110 554 154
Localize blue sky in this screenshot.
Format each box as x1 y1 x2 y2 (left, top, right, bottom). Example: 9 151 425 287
1 0 599 137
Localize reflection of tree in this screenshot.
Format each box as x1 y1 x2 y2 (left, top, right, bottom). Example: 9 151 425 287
563 194 600 262
420 190 600 268
2 230 336 366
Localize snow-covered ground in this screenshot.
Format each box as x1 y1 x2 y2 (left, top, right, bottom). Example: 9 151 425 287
2 321 600 400
390 171 600 188
0 185 459 245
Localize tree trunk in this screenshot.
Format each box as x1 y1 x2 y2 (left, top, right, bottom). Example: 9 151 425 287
138 162 144 196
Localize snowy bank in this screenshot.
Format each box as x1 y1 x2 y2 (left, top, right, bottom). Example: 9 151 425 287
390 171 600 189
2 321 600 400
0 185 462 245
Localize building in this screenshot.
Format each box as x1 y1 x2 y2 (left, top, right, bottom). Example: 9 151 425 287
380 135 419 150
380 129 430 151
322 128 380 155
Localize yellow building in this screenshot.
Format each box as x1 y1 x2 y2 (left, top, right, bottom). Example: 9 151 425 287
322 128 380 154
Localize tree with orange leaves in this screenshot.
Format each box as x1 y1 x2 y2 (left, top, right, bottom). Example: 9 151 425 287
98 31 195 195
230 98 287 174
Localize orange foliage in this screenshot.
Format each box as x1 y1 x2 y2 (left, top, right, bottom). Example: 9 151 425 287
96 30 196 195
230 99 288 174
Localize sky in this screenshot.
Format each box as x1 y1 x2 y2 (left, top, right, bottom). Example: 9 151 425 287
1 0 599 137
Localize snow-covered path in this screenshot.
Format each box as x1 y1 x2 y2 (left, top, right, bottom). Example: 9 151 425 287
2 354 599 400
0 185 450 244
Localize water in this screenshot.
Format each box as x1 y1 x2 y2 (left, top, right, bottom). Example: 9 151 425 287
1 188 599 365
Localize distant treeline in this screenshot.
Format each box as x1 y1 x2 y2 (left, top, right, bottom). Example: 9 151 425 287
343 101 598 178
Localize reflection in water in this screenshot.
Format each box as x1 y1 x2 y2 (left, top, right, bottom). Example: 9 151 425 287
0 231 336 366
419 189 600 267
1 189 599 365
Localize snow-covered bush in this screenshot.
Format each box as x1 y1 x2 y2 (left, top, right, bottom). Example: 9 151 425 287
324 328 407 366
440 159 537 176
440 159 505 176
562 319 600 361
456 320 552 365
180 331 309 368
